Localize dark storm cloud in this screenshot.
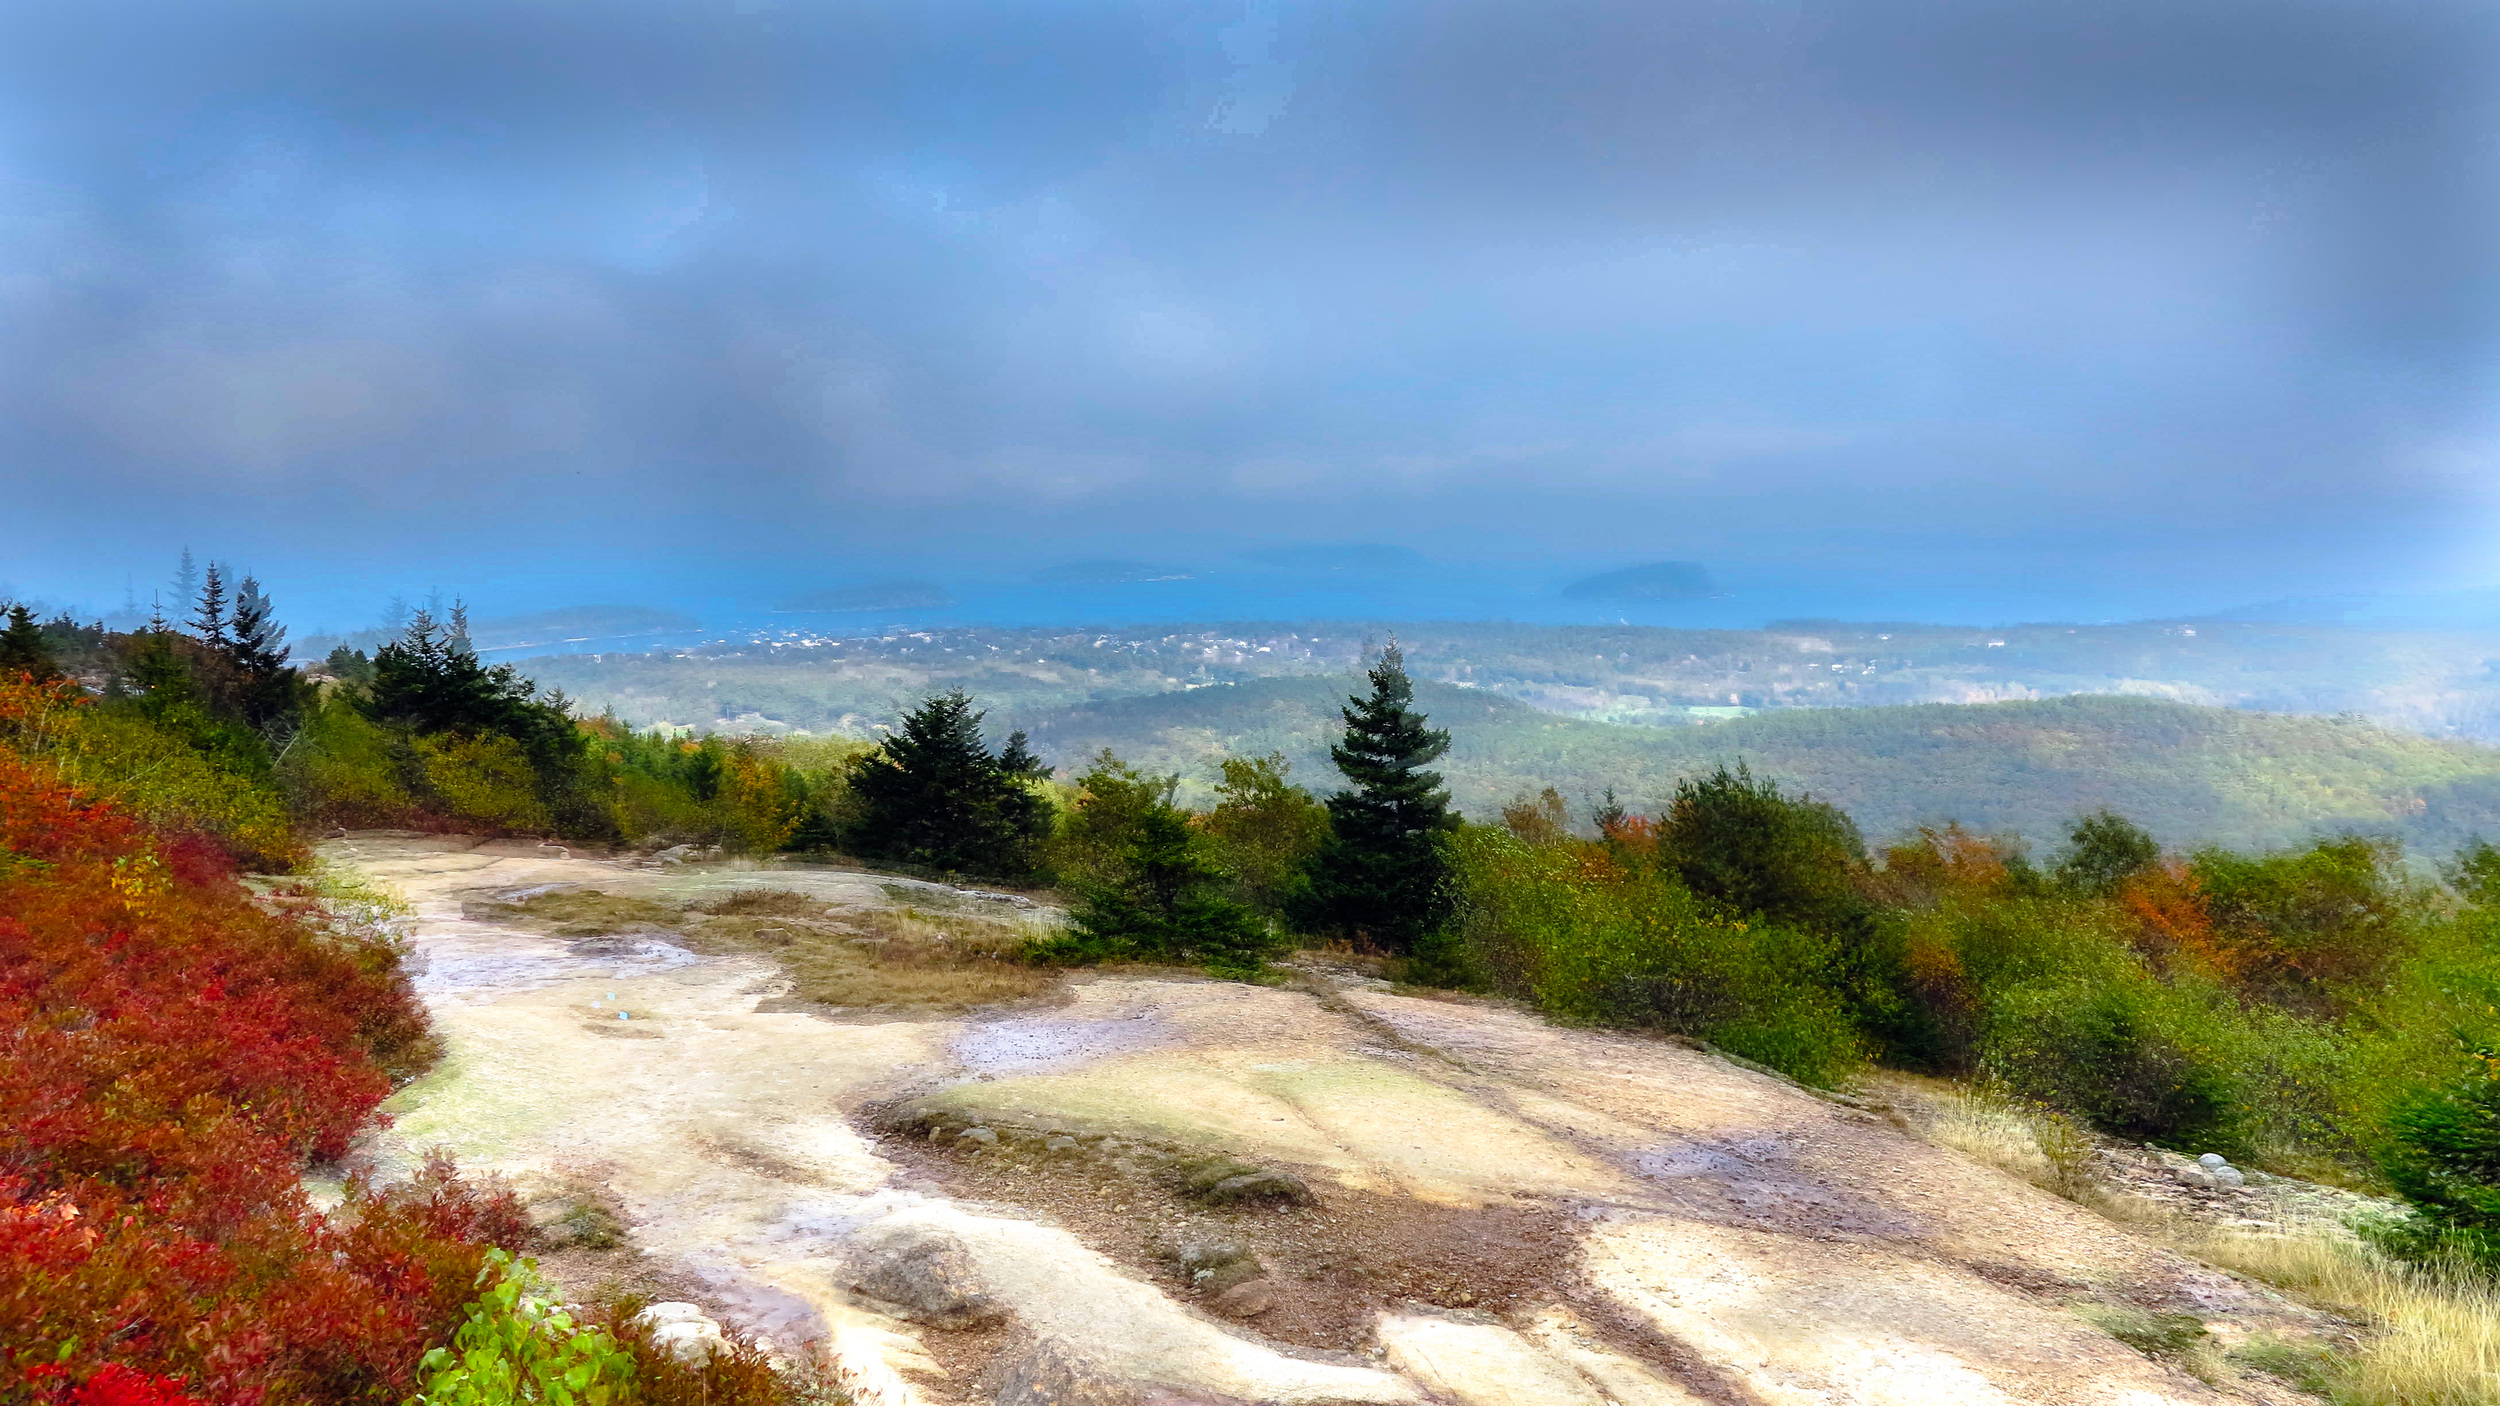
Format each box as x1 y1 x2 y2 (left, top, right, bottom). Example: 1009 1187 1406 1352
2 0 2494 611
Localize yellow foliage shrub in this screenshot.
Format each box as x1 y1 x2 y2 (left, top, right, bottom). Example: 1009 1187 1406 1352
416 734 552 833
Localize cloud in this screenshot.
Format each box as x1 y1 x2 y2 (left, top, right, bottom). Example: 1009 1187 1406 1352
0 0 2492 614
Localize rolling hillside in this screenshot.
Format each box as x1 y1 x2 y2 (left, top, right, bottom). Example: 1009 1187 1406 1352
508 616 2500 743
1014 680 2500 855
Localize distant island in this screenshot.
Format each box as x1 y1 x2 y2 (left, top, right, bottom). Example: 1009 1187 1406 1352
1561 561 1714 601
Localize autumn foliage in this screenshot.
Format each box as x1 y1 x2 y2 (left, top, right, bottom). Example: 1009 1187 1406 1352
0 678 525 1404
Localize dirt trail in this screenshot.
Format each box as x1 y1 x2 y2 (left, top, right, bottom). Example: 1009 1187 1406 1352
339 835 2312 1406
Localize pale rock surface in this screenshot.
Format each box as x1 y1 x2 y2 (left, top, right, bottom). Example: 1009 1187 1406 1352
1377 1308 1610 1406
332 835 2299 1406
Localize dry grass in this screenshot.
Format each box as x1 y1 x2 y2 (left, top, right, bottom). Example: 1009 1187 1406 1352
690 889 829 919
676 890 1057 1012
494 888 684 934
1897 1076 2500 1406
771 904 1058 1012
1924 1083 2097 1200
2115 1209 2500 1406
486 887 1061 1013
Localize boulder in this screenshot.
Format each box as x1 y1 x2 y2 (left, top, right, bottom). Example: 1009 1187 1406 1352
633 1302 725 1363
1174 1239 1264 1295
1201 1171 1313 1207
841 1218 1007 1328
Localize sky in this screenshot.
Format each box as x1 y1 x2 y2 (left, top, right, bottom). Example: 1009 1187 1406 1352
3 0 2497 630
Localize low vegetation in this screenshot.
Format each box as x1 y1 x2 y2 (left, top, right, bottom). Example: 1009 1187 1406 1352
21 566 2500 1402
490 886 1057 1012
0 581 849 1404
0 675 528 1401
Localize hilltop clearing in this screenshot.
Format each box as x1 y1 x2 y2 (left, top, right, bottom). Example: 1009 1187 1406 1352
343 833 2339 1406
1013 683 2500 853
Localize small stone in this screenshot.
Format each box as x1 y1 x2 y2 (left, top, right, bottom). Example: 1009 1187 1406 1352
1210 1278 1280 1318
960 1127 998 1146
1045 1136 1079 1153
2212 1166 2246 1188
2198 1153 2229 1169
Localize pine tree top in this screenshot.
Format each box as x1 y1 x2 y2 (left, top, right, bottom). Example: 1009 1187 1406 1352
1332 643 1451 791
189 562 229 645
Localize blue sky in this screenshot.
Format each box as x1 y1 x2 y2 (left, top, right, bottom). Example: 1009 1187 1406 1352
2 0 2495 629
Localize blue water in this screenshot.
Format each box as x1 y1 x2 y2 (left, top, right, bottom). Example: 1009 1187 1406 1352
472 565 2280 661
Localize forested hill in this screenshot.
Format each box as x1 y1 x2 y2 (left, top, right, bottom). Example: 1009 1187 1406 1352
1015 680 2500 854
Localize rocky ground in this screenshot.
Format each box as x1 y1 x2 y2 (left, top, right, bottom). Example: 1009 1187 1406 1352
333 833 2348 1406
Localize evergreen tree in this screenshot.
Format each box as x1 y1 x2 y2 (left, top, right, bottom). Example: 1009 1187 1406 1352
172 547 199 616
363 605 546 738
228 575 290 675
325 645 377 688
0 604 60 681
846 690 1049 879
120 622 199 713
998 728 1051 780
1061 806 1275 974
189 562 229 645
225 574 306 728
1293 643 1457 953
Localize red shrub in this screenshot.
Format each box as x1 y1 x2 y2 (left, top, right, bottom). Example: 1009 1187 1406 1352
0 689 523 1405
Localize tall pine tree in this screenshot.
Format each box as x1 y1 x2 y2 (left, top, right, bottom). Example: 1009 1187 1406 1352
226 574 305 727
846 690 1050 880
188 562 228 645
1293 643 1456 953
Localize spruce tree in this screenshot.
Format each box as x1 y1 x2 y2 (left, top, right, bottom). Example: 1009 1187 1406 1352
363 604 548 740
228 575 290 675
1293 643 1456 953
846 690 1049 879
0 604 59 682
1064 805 1275 974
189 562 228 645
226 574 304 727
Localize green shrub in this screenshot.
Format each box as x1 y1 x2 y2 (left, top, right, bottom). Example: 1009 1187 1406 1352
2191 836 2412 1013
2371 1042 2500 1273
1449 827 1862 1087
1199 752 1329 920
1044 805 1278 976
1654 762 1869 934
408 1249 638 1406
1048 750 1180 890
419 734 557 833
1983 974 2248 1150
283 698 419 826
